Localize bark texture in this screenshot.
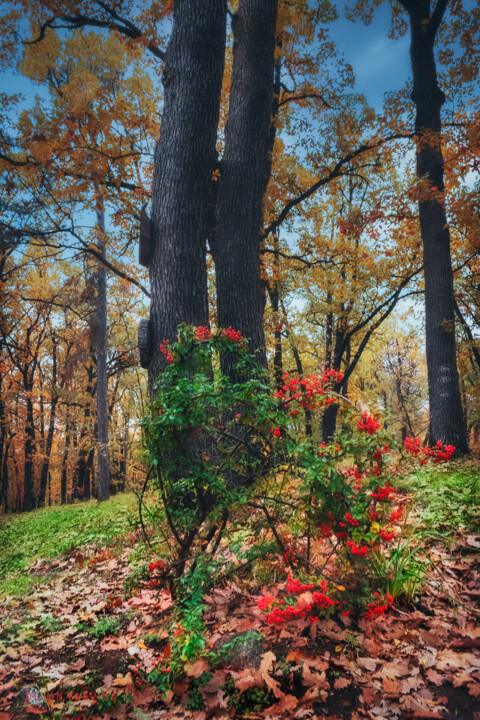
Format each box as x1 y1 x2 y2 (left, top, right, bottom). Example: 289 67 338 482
212 0 278 375
402 0 468 452
148 0 226 389
96 200 110 501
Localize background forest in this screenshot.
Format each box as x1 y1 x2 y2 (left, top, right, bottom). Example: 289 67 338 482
0 0 479 514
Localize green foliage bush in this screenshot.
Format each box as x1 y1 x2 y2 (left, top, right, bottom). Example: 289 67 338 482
141 325 459 672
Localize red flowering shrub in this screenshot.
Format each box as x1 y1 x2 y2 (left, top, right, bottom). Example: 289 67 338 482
404 437 455 463
357 412 380 435
144 326 456 654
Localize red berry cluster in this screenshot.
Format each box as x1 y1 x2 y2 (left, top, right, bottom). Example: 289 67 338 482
274 369 343 411
390 507 403 523
404 436 421 456
372 444 390 461
346 539 368 556
265 590 336 625
219 326 244 346
160 341 174 364
365 592 394 620
404 437 455 463
344 512 359 527
371 481 396 501
195 325 212 341
357 412 380 435
287 575 314 593
380 529 395 542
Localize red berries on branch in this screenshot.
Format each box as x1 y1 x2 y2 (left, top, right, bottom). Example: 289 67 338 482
357 412 380 435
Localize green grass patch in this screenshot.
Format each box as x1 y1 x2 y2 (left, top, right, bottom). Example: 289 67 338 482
0 493 140 597
397 464 480 535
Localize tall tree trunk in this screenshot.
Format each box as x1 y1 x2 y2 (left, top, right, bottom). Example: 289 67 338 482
268 230 283 391
75 362 94 500
23 376 35 511
281 300 313 438
148 0 226 389
1 435 12 512
61 409 70 505
95 196 110 501
0 374 7 510
39 339 58 506
212 0 278 376
401 0 468 452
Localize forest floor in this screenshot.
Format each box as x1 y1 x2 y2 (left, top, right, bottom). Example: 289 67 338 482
0 465 479 720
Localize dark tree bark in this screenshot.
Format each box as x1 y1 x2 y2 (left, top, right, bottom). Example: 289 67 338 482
400 0 468 452
23 372 36 511
95 197 110 501
75 362 94 501
61 409 70 505
212 0 278 375
148 0 226 389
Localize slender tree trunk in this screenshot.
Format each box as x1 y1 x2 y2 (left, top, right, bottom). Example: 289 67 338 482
322 315 346 442
212 0 278 376
23 379 35 511
95 196 110 501
0 376 7 510
76 363 94 500
39 339 58 506
402 0 468 452
61 409 70 505
281 300 313 438
268 230 283 391
148 0 226 389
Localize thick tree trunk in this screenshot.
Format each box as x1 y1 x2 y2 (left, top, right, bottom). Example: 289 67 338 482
322 403 339 443
212 0 278 376
404 0 468 452
95 198 110 501
148 0 226 389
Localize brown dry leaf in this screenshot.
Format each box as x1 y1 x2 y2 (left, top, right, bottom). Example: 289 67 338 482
112 672 133 687
235 669 263 692
425 668 444 686
132 686 155 706
357 657 377 672
299 685 327 705
259 651 283 699
184 658 210 678
400 674 423 693
453 670 475 687
362 637 383 656
469 684 480 698
302 664 329 690
269 693 299 714
375 659 409 682
382 675 400 695
436 649 480 672
399 694 445 718
334 676 350 690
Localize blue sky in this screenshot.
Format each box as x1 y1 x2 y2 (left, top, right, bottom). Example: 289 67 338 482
329 2 411 110
2 3 411 114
